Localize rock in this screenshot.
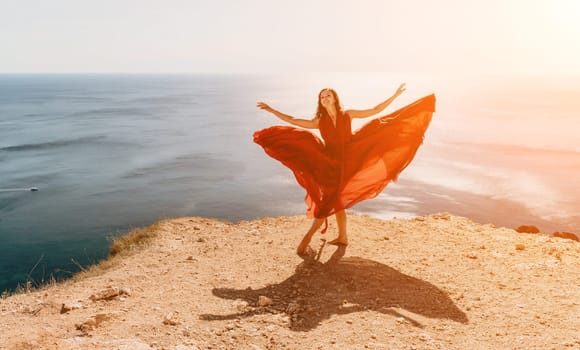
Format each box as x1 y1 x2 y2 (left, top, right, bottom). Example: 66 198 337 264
89 287 131 301
75 313 113 334
431 213 451 220
396 317 407 324
60 302 82 314
515 244 526 251
76 319 96 333
163 312 180 326
516 225 540 234
89 287 120 301
258 295 273 307
551 231 579 242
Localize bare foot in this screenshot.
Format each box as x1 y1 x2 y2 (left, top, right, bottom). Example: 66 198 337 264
297 233 315 255
297 240 310 254
328 238 348 246
296 244 308 255
297 245 315 259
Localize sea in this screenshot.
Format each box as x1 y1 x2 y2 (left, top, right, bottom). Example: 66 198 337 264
1 73 579 293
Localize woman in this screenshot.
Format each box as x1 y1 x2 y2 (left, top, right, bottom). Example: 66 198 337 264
254 84 435 255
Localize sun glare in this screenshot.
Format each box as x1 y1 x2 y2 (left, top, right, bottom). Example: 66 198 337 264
550 0 580 34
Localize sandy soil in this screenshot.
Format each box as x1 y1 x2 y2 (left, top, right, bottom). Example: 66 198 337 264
1 213 578 350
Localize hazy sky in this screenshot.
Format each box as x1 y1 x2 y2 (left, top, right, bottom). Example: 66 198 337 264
1 0 579 77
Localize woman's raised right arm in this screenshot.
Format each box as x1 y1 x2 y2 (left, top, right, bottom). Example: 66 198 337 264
257 102 319 129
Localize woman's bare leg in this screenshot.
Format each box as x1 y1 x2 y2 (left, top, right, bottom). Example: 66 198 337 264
329 210 348 246
297 218 325 254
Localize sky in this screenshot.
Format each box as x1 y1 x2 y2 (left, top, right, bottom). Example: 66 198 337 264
1 0 579 78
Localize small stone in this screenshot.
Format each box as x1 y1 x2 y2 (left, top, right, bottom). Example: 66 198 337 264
258 296 273 307
76 319 97 333
75 313 113 334
163 312 180 326
515 244 526 251
432 213 450 220
516 225 540 234
551 231 580 242
60 302 82 314
89 287 121 301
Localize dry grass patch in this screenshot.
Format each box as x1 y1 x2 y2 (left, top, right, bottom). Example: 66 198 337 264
109 221 162 256
71 221 163 282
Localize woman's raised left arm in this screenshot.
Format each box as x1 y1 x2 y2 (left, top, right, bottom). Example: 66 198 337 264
346 83 406 119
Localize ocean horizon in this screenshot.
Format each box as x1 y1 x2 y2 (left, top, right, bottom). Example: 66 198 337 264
1 73 579 293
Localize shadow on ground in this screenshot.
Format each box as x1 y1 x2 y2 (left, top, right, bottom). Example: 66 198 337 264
201 246 468 331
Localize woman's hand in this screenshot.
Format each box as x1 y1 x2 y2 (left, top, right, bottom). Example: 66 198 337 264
257 102 273 113
256 102 318 128
394 83 406 97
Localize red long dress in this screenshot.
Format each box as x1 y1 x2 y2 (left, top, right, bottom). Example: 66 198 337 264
254 94 435 219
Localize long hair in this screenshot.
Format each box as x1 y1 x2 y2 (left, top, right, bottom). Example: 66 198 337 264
315 88 343 119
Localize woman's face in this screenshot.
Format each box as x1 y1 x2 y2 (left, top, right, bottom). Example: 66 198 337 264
319 89 335 109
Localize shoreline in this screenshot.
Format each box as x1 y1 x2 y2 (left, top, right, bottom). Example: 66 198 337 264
357 178 580 237
1 213 578 349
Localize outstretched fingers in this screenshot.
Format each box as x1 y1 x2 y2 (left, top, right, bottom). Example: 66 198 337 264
395 83 406 96
257 102 272 111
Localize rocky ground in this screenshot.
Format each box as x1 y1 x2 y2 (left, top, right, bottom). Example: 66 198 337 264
1 213 579 349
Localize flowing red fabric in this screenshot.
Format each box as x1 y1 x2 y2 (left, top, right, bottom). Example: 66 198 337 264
254 94 435 219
